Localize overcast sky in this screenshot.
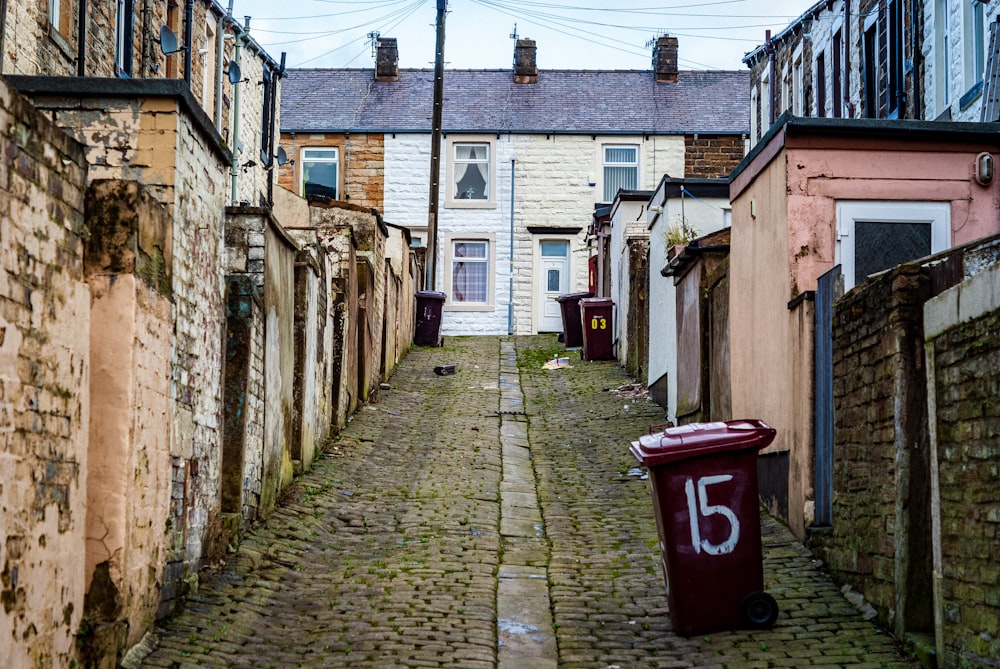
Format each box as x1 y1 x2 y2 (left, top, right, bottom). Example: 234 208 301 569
227 0 815 72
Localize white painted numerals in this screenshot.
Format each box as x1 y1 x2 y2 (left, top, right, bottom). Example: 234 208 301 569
684 474 740 555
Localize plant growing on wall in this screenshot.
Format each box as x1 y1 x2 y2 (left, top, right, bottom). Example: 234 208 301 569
665 220 698 248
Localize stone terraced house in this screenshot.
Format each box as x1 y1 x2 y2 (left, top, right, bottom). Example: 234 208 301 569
279 36 749 336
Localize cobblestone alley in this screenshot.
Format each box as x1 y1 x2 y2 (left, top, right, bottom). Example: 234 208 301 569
137 336 918 669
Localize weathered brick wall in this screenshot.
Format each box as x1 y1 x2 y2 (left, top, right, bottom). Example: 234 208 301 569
930 303 1000 666
0 77 90 669
311 207 359 430
684 135 745 179
815 264 933 633
277 132 386 209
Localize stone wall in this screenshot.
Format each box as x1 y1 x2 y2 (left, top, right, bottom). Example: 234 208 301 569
0 77 90 669
684 134 745 179
925 260 1000 667
277 132 385 208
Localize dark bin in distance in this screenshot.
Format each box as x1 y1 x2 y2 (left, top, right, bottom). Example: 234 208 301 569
579 297 613 360
414 290 446 347
630 419 779 636
555 291 591 347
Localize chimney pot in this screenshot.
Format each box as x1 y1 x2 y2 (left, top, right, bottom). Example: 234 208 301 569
375 37 399 82
652 35 678 84
514 38 538 84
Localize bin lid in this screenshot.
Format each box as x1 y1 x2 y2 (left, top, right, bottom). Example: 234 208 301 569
555 291 593 302
579 296 613 306
415 290 447 300
629 419 776 467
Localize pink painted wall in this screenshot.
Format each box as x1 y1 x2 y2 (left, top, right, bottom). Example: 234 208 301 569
730 126 1000 539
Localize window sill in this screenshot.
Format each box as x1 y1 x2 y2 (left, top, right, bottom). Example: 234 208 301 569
444 199 496 210
444 303 494 312
960 80 984 112
48 23 74 61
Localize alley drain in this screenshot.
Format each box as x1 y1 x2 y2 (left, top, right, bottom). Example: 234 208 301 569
495 339 558 669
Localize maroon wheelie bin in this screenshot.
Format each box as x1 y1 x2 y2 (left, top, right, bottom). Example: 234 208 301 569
630 419 779 636
579 297 613 360
414 290 446 346
555 291 591 348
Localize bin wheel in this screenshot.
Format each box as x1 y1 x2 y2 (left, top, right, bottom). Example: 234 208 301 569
740 591 779 629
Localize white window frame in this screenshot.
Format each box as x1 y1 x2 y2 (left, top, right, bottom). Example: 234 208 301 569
300 147 341 200
445 135 496 209
602 144 639 202
444 234 495 311
115 0 134 77
835 201 951 290
962 0 987 94
761 69 772 128
750 85 759 143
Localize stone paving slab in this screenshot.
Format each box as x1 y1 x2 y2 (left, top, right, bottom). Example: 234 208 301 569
136 335 920 669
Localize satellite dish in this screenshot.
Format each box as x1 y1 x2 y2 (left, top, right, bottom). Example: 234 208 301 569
159 25 181 56
227 60 242 85
276 147 288 166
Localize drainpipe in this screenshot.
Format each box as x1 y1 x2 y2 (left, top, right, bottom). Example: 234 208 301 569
924 344 944 660
0 0 7 75
765 30 776 125
76 0 87 75
844 0 853 117
508 157 516 335
910 0 921 119
183 0 193 85
230 18 245 205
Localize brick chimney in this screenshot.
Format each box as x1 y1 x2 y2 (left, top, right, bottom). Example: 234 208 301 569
375 37 399 82
652 35 678 83
513 38 538 84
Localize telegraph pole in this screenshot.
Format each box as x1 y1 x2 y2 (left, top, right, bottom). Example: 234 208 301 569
426 0 446 290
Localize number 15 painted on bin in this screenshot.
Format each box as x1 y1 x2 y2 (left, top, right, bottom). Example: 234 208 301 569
684 475 740 555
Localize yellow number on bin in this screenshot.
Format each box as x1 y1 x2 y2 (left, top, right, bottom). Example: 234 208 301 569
590 317 607 330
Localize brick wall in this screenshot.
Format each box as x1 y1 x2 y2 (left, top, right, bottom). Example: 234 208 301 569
814 264 934 635
684 135 745 179
0 77 90 669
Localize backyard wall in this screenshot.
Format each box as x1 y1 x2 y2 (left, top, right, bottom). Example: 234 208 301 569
0 76 90 669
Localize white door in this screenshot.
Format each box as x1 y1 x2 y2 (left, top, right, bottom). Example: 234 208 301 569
538 240 569 332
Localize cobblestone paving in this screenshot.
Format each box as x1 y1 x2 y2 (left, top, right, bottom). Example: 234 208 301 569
138 335 918 669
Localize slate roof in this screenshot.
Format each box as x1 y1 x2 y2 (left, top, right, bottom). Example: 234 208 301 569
281 68 749 135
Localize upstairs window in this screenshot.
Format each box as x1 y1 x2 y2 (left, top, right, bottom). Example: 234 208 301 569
963 0 987 96
888 0 904 117
49 0 71 36
816 51 827 117
446 136 496 208
453 143 489 200
115 0 135 77
300 148 340 201
863 19 879 118
832 29 843 117
603 145 638 201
